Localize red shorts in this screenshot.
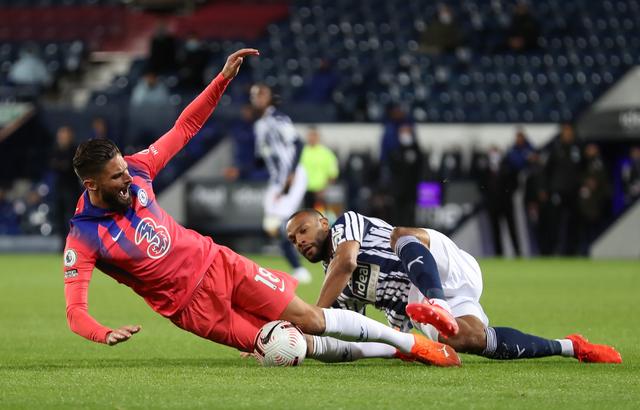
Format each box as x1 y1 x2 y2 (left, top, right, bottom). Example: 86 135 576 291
170 246 298 352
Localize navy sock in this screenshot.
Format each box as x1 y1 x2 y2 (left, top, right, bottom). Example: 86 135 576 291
394 236 445 300
483 327 562 359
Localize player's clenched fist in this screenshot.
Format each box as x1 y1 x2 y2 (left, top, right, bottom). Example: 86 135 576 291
221 48 260 79
106 325 142 346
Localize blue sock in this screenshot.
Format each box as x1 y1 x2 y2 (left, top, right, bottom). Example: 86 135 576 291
483 327 562 359
394 236 445 300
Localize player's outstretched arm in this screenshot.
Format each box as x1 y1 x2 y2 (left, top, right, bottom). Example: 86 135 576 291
139 48 260 179
316 240 360 308
106 325 142 346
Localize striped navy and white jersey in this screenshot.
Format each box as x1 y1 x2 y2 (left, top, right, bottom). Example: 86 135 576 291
326 211 413 331
254 106 303 187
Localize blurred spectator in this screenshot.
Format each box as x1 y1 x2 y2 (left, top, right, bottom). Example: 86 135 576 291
379 104 413 166
542 123 582 255
177 33 209 90
621 146 640 205
389 124 423 226
8 45 52 88
577 144 611 255
223 105 267 181
300 126 339 209
523 151 547 255
148 22 177 74
438 147 464 182
496 128 536 254
505 128 535 174
301 59 338 103
479 146 521 256
419 4 464 54
91 117 111 140
130 71 171 107
506 2 540 52
49 126 80 243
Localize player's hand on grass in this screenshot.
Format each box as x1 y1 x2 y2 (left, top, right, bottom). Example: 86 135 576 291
105 325 141 346
240 351 260 364
221 48 260 79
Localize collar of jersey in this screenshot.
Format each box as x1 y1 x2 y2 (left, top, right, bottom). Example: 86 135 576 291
264 105 276 117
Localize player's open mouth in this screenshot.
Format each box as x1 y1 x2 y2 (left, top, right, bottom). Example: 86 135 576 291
119 186 130 200
303 245 313 257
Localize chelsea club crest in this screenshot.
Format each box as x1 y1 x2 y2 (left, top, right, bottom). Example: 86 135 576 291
138 188 148 207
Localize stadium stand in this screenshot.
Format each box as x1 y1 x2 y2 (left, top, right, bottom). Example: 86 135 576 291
0 0 639 254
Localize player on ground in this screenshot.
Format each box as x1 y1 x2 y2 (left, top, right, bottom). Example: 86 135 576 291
250 83 312 284
61 49 459 367
286 209 622 363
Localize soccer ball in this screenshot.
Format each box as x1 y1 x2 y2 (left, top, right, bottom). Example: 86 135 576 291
254 320 307 367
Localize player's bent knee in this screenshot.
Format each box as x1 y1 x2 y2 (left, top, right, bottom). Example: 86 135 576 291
390 227 412 250
390 227 427 251
295 306 325 335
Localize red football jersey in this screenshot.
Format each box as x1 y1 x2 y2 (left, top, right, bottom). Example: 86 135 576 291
63 74 230 343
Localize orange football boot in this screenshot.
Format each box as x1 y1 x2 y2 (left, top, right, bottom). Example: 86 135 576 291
395 334 461 367
406 300 459 338
566 334 622 364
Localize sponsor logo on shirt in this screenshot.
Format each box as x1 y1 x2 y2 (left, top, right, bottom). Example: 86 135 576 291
350 262 380 303
150 145 158 156
331 224 344 250
137 188 148 207
135 217 171 259
64 269 78 279
64 249 77 267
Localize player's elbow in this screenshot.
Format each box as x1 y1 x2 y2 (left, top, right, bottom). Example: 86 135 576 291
335 258 357 279
66 306 81 334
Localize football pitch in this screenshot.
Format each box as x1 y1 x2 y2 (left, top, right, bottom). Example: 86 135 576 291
0 254 638 409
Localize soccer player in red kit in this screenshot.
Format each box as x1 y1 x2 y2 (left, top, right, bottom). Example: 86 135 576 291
62 48 459 367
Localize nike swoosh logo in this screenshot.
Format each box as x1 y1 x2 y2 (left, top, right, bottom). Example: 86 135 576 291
407 256 424 271
111 230 123 242
260 321 280 345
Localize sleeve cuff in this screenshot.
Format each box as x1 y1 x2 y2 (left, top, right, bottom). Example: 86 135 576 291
215 72 232 85
99 327 114 344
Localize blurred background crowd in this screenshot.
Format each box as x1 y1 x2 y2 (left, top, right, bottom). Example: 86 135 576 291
0 0 639 257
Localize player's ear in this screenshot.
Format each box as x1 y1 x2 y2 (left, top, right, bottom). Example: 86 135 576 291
320 217 329 231
83 178 97 191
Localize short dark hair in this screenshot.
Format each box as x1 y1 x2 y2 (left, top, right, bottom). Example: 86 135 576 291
287 208 326 222
73 138 121 180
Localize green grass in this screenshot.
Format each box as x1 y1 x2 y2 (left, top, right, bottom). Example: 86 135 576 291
0 254 638 409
